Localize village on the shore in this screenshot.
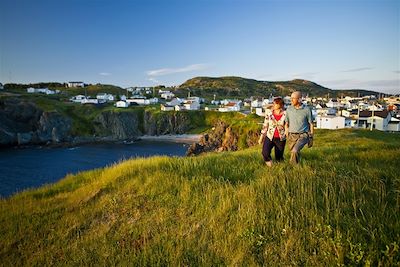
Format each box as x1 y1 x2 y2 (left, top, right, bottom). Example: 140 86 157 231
1 81 399 132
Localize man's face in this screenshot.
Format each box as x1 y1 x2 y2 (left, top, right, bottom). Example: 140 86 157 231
291 96 300 106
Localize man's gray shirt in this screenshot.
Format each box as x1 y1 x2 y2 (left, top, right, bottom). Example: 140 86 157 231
285 105 313 133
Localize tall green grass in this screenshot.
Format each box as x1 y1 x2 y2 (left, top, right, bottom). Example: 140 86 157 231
0 129 399 266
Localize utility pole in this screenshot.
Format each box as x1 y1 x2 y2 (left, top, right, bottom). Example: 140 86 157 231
370 102 375 131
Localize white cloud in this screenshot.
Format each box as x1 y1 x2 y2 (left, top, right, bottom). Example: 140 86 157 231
99 72 111 76
146 64 209 77
340 67 373 73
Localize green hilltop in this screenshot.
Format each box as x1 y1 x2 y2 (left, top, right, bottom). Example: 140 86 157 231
177 76 380 98
0 129 399 266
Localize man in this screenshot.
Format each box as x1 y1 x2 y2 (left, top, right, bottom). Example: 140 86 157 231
285 91 314 164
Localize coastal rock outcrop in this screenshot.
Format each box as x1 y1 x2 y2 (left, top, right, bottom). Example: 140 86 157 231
0 98 72 146
143 110 191 135
186 120 259 156
93 111 142 140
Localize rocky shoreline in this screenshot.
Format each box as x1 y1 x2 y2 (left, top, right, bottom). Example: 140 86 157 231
1 98 259 154
0 98 198 148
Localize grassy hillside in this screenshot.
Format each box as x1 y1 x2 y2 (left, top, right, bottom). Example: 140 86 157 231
177 76 379 98
0 129 399 266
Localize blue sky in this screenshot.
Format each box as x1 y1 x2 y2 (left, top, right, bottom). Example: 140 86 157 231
0 0 399 94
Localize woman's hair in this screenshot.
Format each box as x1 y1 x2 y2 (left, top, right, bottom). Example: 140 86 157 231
273 97 284 108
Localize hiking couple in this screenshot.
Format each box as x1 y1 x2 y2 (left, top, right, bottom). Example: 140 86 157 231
258 91 314 166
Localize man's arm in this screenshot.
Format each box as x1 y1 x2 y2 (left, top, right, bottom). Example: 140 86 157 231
307 107 314 137
309 123 314 137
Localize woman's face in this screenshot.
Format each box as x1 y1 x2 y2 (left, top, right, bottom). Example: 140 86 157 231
273 102 281 111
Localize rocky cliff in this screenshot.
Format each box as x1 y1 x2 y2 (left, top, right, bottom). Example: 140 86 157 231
93 111 142 140
0 99 199 147
0 98 72 146
143 110 192 135
186 120 260 156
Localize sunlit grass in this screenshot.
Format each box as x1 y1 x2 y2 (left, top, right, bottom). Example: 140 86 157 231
0 129 399 266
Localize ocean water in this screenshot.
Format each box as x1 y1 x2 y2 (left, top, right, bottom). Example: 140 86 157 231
0 141 188 198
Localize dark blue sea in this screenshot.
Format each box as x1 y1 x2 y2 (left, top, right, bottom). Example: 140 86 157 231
0 141 188 198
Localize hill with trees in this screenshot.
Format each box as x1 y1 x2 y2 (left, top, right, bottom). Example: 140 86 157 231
176 76 380 98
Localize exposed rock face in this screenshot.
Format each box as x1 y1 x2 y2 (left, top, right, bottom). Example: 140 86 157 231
38 112 72 143
186 120 260 156
143 110 191 135
93 111 142 140
0 98 72 146
186 121 236 155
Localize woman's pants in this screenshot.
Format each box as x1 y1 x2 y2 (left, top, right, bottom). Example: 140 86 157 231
262 137 286 162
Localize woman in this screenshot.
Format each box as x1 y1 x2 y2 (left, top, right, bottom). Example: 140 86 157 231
258 97 286 167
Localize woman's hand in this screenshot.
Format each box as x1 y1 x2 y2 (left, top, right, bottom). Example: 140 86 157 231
258 135 264 145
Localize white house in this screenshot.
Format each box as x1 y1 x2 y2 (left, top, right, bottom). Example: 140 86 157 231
81 98 99 105
166 98 183 106
251 99 263 108
358 110 392 131
316 107 337 116
341 109 359 118
326 99 342 108
70 95 87 103
126 97 158 105
183 100 200 110
96 93 115 101
27 87 36 93
26 87 55 95
160 104 175 111
387 117 400 132
115 101 129 108
316 115 345 129
346 101 359 110
67 81 85 88
220 99 242 106
186 96 201 103
357 101 370 110
219 102 241 112
161 91 175 100
368 104 384 111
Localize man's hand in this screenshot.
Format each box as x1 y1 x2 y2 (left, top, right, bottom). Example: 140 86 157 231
307 135 313 148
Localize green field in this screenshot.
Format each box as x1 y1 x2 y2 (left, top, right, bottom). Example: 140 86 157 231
0 129 399 266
